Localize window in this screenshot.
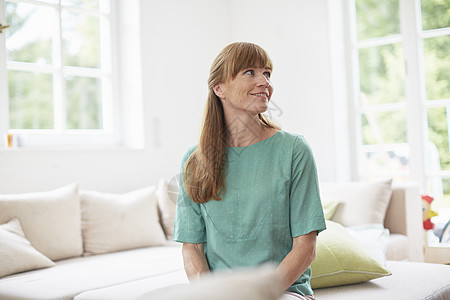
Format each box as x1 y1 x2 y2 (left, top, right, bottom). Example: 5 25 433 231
348 0 450 211
0 0 117 146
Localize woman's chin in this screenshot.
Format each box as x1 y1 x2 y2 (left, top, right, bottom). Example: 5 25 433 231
251 102 269 114
258 103 269 114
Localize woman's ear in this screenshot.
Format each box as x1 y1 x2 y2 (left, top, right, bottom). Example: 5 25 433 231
213 84 225 99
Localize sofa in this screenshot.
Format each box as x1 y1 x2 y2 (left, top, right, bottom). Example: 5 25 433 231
0 179 449 300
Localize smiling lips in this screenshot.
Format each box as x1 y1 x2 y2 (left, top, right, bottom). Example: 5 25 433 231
250 92 269 99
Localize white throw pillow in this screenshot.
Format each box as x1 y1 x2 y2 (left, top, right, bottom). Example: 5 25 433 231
137 265 283 300
319 179 393 227
346 223 390 266
81 186 167 255
0 184 83 261
156 178 176 239
0 218 55 278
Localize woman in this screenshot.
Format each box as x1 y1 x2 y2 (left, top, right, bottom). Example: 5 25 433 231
173 42 326 300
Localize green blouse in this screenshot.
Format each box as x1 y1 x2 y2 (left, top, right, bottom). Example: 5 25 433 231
173 131 326 295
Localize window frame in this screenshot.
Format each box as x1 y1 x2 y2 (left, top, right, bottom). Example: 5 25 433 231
0 0 121 147
346 0 450 202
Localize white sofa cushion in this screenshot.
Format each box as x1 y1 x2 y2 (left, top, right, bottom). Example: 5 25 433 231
0 184 83 261
0 246 184 300
345 223 390 265
320 179 393 227
385 233 409 261
81 186 167 255
0 218 55 278
156 178 176 239
313 260 450 299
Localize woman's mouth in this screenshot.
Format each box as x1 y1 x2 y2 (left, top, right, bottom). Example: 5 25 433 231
251 92 269 99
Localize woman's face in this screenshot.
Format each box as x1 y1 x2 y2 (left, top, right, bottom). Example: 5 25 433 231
214 66 273 115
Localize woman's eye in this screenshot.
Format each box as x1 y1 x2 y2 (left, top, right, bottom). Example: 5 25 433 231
244 70 254 75
264 72 271 78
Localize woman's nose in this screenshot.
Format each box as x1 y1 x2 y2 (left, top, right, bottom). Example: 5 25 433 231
257 74 271 87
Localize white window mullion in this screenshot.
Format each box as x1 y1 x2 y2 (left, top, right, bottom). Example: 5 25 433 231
428 171 450 178
7 61 57 73
55 0 65 133
400 0 427 189
357 35 403 49
100 9 112 132
345 0 365 180
359 102 407 114
59 4 101 16
424 99 450 108
109 0 121 142
6 0 52 7
98 0 114 135
0 0 9 146
63 66 103 77
421 27 450 39
53 70 64 132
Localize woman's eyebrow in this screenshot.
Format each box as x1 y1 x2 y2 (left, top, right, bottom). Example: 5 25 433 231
246 65 272 70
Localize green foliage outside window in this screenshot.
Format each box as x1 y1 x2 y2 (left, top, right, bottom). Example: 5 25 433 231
424 36 450 101
356 0 400 40
62 11 100 68
66 76 102 129
361 111 407 145
8 71 54 129
358 43 405 106
421 0 450 30
428 107 450 172
5 0 103 130
424 35 450 172
357 0 450 173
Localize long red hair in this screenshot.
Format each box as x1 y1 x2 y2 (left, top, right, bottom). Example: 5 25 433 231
184 42 280 203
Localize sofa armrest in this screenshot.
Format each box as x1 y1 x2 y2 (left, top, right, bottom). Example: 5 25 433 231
384 182 424 262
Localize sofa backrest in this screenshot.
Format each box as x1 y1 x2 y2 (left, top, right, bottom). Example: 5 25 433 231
384 182 424 262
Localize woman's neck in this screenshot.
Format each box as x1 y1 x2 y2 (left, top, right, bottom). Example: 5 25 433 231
225 113 276 147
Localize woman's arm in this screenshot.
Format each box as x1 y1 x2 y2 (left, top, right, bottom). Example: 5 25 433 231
276 231 317 291
182 242 210 281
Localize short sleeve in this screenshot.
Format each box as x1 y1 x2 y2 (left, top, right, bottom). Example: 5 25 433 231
172 147 207 244
289 136 326 237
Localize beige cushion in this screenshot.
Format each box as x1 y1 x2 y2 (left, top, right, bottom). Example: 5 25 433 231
345 224 390 265
137 265 283 300
0 246 185 299
0 184 83 261
313 260 450 300
156 178 176 239
311 221 391 289
320 179 393 227
322 199 341 220
81 186 167 255
0 218 55 278
385 233 409 261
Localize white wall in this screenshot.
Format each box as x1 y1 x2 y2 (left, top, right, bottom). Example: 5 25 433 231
226 0 345 182
139 0 231 182
0 0 351 194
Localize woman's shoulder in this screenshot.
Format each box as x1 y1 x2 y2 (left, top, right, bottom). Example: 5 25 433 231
274 131 314 157
276 130 309 145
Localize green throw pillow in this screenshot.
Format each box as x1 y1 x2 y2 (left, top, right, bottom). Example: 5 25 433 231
311 220 391 289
